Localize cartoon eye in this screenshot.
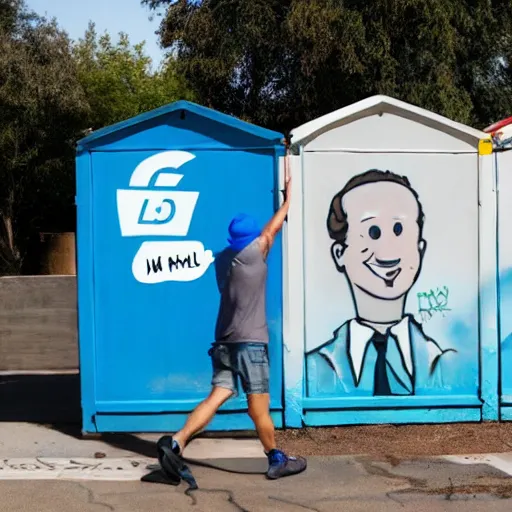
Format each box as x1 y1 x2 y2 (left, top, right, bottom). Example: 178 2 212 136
393 222 403 236
368 225 381 240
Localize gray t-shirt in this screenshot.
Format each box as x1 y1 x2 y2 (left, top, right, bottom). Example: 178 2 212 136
214 238 269 343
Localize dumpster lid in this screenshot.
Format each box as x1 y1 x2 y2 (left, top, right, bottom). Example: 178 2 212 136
484 116 512 150
484 116 512 135
77 100 284 150
289 95 487 149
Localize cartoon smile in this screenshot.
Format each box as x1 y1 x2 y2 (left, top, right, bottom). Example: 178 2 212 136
364 255 402 287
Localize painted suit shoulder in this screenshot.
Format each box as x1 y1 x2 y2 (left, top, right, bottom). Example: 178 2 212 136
406 314 457 379
305 322 350 357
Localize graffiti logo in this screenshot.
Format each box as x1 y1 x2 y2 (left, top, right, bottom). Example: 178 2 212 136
116 150 215 284
417 286 450 322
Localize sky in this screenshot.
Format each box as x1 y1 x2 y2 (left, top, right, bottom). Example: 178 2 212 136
27 0 166 67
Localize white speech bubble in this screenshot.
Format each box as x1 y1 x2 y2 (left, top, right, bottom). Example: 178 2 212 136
132 241 215 284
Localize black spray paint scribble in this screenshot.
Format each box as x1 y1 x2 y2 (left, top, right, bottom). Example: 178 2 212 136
417 286 450 322
0 459 145 473
146 253 201 276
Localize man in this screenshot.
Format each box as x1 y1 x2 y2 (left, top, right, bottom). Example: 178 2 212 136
163 172 306 480
306 169 457 397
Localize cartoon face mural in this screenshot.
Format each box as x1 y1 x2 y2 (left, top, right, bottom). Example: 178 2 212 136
306 169 457 397
328 171 426 302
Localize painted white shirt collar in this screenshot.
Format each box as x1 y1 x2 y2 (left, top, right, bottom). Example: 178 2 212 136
349 316 413 384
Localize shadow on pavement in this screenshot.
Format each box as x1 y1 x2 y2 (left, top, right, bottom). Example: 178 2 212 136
0 373 265 474
50 424 266 474
0 373 81 423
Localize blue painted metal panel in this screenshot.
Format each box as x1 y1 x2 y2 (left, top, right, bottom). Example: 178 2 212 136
76 150 97 433
303 408 481 427
78 101 283 152
499 280 512 420
496 150 512 421
480 152 499 421
303 395 482 409
94 411 283 433
500 406 512 421
86 147 282 431
95 397 273 413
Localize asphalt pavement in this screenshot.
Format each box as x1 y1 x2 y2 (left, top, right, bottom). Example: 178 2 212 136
1 422 512 511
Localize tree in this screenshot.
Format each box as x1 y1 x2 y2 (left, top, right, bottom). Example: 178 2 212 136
0 0 89 274
0 3 195 276
73 22 195 131
143 0 512 133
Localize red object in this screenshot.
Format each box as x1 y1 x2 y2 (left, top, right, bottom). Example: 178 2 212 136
484 116 512 134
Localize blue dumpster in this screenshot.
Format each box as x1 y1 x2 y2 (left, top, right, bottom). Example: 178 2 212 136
76 101 285 433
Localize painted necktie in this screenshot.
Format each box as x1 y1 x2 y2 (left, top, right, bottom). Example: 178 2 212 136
372 331 391 396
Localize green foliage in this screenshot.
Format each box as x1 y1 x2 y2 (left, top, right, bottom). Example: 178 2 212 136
0 0 89 274
3 0 509 274
143 0 512 132
0 3 194 275
74 22 195 131
0 0 28 34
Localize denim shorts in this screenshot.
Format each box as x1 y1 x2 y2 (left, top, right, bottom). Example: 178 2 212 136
209 342 270 395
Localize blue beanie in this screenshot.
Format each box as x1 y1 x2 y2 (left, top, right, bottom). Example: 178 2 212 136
227 213 261 253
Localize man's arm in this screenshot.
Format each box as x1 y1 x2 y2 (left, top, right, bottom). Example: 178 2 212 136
259 171 292 258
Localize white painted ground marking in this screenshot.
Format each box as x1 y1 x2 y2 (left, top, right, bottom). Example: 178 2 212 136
443 453 512 477
0 440 265 481
0 458 155 481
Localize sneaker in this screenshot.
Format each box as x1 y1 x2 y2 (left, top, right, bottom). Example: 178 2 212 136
266 449 307 480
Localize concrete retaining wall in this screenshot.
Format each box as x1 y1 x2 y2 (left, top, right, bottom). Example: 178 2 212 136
0 276 78 371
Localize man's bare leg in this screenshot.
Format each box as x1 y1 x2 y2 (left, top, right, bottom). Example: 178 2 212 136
247 392 307 479
173 386 233 453
247 393 276 453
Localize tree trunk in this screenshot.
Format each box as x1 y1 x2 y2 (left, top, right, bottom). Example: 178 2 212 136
39 232 76 276
0 211 21 275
